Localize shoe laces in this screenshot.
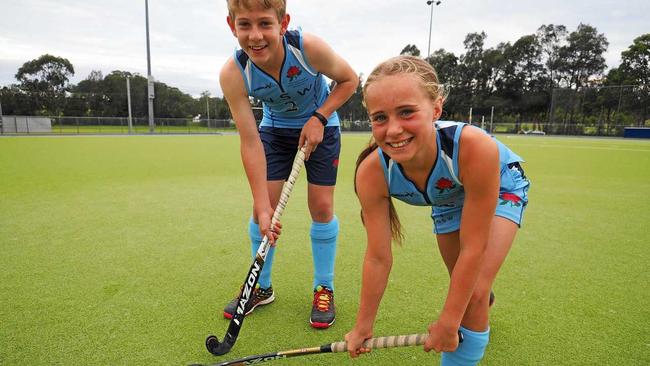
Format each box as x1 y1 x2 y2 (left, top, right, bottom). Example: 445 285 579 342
313 286 333 312
236 283 260 298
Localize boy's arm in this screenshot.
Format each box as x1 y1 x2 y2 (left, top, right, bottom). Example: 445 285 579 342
220 58 274 237
299 33 359 159
302 32 358 120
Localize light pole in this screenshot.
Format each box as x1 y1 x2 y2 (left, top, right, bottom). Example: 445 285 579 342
145 0 155 133
426 0 442 58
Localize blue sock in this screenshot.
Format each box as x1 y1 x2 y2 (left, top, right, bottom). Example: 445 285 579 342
441 326 490 366
249 218 274 289
310 216 339 291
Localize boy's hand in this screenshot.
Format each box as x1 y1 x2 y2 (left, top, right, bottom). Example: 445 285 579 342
298 117 324 161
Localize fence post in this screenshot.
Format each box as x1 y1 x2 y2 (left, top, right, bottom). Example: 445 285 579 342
490 106 494 133
0 97 3 135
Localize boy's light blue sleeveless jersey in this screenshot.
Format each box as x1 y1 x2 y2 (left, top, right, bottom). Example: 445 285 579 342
378 121 524 208
234 29 340 128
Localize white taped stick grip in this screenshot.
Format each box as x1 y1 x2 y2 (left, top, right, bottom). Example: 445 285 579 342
330 334 428 353
256 147 306 257
272 147 306 224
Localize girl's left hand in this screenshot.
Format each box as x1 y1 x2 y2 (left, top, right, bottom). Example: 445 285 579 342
423 320 460 353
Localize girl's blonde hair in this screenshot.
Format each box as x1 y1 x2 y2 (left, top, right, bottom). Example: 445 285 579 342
226 0 286 21
362 55 447 107
355 56 447 244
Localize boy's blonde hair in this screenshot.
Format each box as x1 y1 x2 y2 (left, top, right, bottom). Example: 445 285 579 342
363 55 447 106
226 0 286 21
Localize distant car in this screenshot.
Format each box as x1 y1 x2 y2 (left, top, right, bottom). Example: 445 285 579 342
523 130 546 135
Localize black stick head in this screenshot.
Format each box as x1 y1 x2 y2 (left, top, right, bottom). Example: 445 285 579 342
206 334 233 356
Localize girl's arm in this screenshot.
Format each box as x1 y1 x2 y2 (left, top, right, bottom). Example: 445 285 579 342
426 127 500 352
346 152 394 357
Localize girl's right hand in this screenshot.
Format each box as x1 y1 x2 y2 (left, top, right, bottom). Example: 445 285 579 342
345 329 373 358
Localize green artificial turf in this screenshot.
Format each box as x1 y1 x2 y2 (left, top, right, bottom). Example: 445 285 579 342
1 134 648 365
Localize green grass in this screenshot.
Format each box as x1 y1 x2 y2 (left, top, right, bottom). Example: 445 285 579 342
1 134 649 365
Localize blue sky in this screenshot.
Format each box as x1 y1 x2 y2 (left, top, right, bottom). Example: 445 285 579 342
1 0 648 97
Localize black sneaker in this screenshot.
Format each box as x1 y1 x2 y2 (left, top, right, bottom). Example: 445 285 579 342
310 285 335 329
223 284 275 319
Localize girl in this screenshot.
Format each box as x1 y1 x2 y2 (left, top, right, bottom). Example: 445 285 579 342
345 56 529 365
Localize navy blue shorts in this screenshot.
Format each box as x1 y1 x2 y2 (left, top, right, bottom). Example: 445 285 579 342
259 126 341 186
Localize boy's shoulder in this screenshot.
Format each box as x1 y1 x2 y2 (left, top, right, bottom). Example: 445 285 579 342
219 57 245 92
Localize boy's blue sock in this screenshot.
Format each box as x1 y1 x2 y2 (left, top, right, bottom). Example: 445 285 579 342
310 216 339 291
441 326 490 366
249 218 274 289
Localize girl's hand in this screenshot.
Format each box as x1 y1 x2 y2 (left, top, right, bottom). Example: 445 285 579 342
424 320 460 353
344 329 373 358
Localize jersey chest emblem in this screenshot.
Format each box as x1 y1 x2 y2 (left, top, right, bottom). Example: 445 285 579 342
435 177 456 193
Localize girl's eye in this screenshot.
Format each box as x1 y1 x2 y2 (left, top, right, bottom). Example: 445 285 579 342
399 109 414 117
370 115 386 123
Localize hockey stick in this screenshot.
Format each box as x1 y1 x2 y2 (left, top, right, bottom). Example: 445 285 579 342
205 147 307 356
193 333 446 366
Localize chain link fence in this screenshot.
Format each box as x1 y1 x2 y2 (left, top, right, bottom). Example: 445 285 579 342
0 115 233 135
549 85 649 136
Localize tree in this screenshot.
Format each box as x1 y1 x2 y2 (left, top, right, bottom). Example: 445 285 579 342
617 34 650 126
619 34 650 87
428 49 461 118
337 73 366 125
15 54 75 115
556 24 608 89
536 24 568 89
16 54 74 93
400 44 421 57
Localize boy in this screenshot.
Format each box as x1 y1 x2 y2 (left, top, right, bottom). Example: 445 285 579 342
220 0 358 328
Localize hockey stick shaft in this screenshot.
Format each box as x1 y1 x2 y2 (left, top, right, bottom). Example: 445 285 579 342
208 147 307 355
196 333 430 366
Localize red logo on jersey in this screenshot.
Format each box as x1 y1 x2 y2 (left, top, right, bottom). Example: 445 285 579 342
435 177 456 193
287 66 301 80
332 159 339 168
499 192 522 207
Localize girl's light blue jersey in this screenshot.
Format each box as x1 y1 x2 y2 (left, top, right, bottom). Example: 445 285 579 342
378 121 525 209
233 29 340 128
